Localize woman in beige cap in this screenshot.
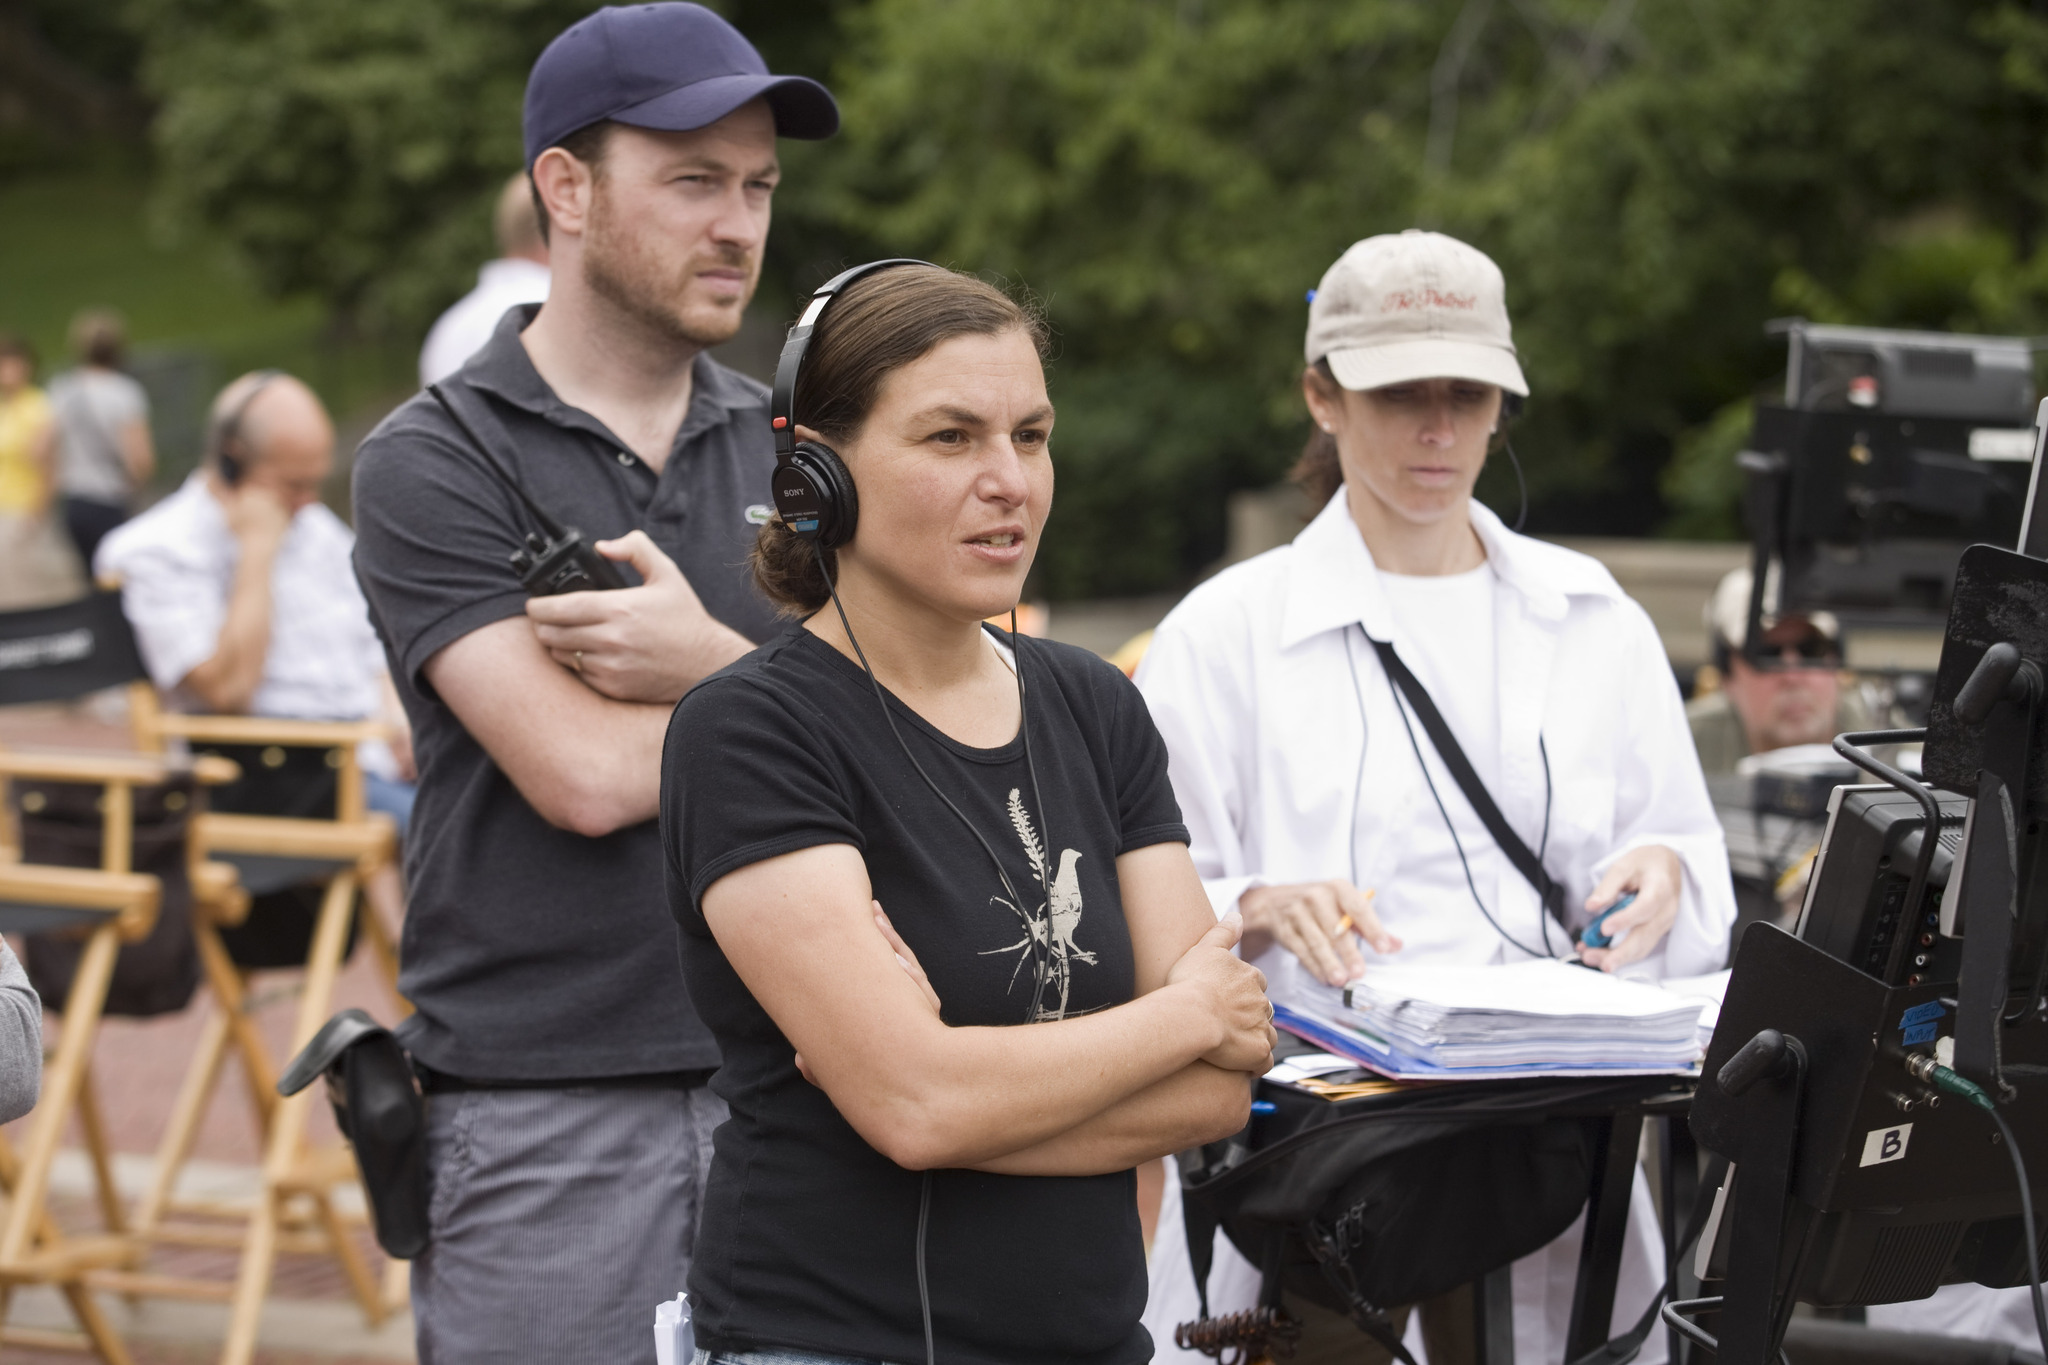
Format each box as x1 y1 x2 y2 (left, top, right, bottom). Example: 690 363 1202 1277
1138 230 1732 1362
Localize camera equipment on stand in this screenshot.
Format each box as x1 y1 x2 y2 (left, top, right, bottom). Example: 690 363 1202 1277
1738 321 2039 677
1708 746 1864 944
1676 397 2048 1365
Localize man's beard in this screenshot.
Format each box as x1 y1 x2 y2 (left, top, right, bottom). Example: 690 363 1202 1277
581 186 751 349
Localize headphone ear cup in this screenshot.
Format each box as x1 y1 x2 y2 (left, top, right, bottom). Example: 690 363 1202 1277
797 440 859 551
772 441 860 550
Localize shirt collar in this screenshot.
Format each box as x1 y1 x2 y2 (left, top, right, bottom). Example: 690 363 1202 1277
462 303 768 460
1277 489 1621 650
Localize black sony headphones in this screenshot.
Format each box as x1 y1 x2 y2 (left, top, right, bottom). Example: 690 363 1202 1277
768 259 935 549
210 368 286 488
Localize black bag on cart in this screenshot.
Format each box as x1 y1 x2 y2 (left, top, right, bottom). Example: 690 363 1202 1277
1178 1077 1603 1363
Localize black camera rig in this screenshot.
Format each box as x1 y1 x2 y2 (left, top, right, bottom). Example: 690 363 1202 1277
1680 397 2048 1364
1737 321 2041 668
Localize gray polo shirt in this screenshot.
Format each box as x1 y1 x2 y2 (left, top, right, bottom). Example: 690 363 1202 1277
351 304 785 1080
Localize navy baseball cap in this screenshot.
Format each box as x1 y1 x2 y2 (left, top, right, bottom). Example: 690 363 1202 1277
523 4 839 168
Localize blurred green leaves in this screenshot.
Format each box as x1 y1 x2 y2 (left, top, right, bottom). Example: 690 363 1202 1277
127 0 597 335
110 0 2048 592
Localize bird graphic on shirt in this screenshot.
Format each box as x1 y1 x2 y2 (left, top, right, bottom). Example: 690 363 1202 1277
981 789 1096 1020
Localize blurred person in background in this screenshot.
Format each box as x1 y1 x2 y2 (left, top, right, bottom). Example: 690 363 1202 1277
49 308 154 568
1685 566 1878 774
96 371 413 929
0 334 83 607
418 172 552 387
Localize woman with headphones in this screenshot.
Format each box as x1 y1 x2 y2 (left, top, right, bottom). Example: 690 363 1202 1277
1136 231 1736 1362
660 262 1277 1365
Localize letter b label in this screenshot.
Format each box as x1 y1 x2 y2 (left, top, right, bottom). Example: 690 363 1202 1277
1859 1123 1914 1167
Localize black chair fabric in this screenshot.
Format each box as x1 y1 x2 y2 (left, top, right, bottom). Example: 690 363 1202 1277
195 742 360 970
0 591 147 707
13 778 201 1017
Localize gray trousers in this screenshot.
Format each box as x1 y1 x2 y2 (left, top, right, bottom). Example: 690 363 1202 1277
413 1081 727 1365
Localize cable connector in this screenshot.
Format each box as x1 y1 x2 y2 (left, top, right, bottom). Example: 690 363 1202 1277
1903 1052 1998 1112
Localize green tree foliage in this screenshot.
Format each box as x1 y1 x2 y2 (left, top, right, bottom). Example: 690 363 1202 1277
124 0 597 334
122 0 846 338
118 0 2048 594
811 0 2048 590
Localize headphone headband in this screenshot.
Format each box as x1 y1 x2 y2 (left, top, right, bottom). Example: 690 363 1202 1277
210 368 287 463
770 259 934 456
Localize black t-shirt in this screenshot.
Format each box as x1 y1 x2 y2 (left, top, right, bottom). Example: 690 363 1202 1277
662 625 1189 1365
351 306 786 1079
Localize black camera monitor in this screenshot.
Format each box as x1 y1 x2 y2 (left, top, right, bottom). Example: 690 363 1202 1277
1750 406 2032 627
1794 785 1968 989
1744 321 2040 632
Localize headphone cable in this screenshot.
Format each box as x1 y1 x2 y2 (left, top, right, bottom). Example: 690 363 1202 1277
812 544 1061 1365
917 1170 936 1365
1502 436 1530 533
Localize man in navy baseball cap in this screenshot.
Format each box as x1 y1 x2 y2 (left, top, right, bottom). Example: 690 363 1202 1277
350 8 840 1363
523 2 836 168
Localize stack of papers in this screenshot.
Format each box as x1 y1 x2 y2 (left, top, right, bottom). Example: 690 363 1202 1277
1274 960 1707 1081
1660 970 1733 1052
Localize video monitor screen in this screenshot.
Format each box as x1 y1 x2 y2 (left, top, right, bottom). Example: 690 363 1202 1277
1750 405 2033 626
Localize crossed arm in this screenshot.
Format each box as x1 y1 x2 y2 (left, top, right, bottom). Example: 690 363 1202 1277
702 840 1275 1176
423 532 751 836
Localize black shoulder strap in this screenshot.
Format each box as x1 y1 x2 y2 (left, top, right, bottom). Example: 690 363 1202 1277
1367 636 1568 930
424 383 572 541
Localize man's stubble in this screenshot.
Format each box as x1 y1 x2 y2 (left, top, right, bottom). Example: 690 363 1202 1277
581 179 752 351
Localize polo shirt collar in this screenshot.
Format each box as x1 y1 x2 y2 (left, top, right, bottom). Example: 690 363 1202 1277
462 303 763 460
1277 489 1599 651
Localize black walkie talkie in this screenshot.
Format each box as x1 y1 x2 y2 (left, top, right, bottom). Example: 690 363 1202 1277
425 384 628 596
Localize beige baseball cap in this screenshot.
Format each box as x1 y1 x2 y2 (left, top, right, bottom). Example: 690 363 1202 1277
1305 229 1528 396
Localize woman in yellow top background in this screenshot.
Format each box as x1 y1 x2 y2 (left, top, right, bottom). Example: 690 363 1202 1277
0 336 54 516
0 335 83 607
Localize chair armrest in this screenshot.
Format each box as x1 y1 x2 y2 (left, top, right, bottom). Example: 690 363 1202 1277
149 715 391 749
193 812 398 868
0 748 182 787
0 864 161 939
0 746 241 788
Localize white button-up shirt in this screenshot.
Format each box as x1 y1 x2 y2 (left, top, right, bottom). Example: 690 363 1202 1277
1137 490 1735 983
1136 490 1726 1365
96 474 390 727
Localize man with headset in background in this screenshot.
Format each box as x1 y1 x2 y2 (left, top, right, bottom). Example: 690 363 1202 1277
96 371 413 929
349 6 836 1361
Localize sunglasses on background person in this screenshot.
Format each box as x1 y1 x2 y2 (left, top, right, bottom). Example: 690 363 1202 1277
1747 635 1842 670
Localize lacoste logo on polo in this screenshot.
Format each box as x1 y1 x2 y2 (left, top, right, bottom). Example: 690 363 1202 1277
1381 288 1478 313
745 504 776 524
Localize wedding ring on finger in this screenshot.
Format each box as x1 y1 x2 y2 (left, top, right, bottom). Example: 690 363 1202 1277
573 650 585 672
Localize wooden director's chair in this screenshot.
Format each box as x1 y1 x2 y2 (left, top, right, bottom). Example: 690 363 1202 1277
0 589 409 1365
116 689 408 1365
0 590 243 1362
